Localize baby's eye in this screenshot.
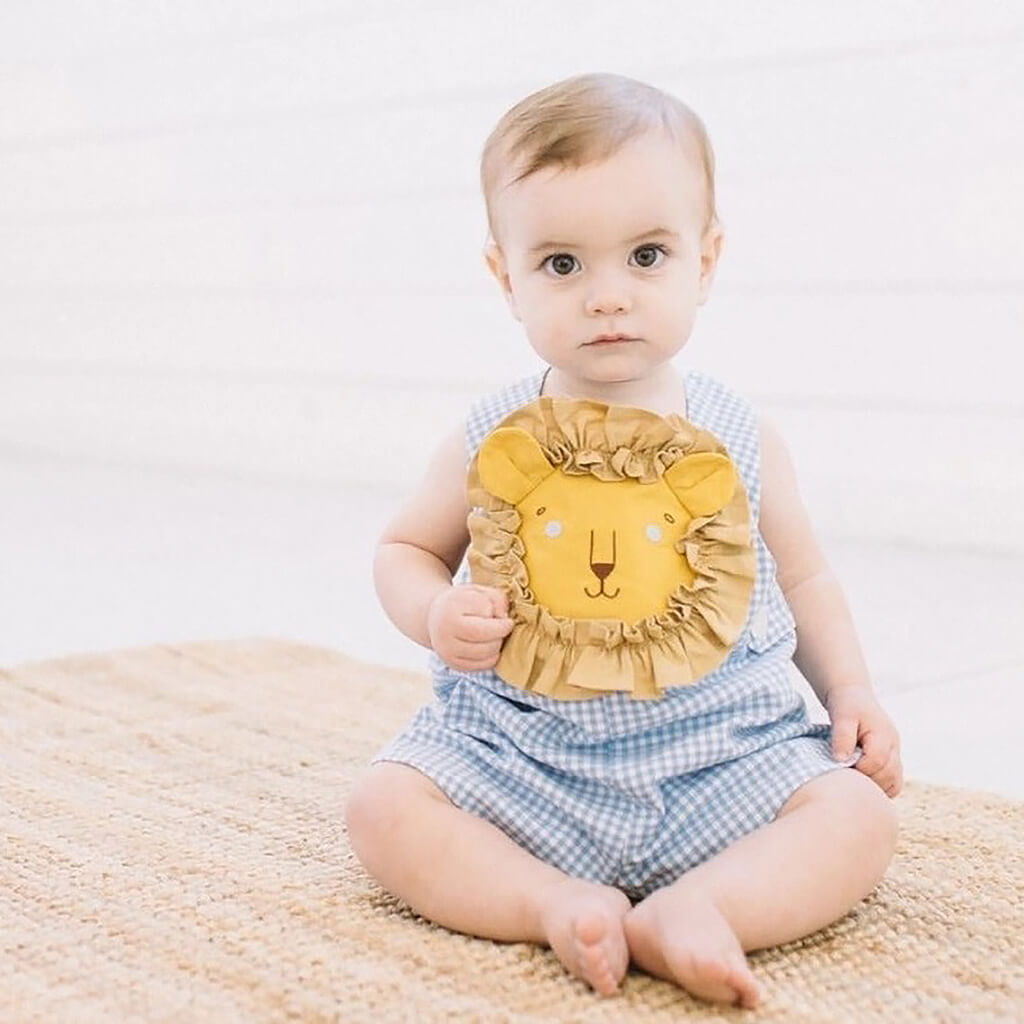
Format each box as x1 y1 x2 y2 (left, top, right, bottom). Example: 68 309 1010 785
544 520 563 538
645 524 663 543
541 253 580 277
630 244 667 269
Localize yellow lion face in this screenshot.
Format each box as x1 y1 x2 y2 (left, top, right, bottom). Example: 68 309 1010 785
477 427 739 625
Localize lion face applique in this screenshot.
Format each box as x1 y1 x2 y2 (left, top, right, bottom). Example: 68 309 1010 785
466 397 756 701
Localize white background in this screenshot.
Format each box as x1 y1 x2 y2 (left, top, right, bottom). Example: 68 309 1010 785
2 1 1022 542
1 2 1023 794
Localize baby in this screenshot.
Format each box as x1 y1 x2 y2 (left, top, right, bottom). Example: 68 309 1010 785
346 73 903 1010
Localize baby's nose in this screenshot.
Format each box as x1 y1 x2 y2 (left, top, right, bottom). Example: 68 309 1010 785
584 275 632 316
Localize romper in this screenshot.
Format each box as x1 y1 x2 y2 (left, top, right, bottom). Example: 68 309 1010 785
373 369 859 902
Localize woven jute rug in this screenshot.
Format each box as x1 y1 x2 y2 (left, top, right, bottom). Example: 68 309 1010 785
2 639 1022 1023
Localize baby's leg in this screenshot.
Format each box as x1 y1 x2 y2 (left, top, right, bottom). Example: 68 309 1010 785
624 767 899 1009
345 762 632 995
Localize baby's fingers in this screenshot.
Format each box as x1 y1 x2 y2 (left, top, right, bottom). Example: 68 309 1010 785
459 584 509 619
456 614 515 643
481 586 510 620
857 743 902 794
831 715 860 761
865 751 903 798
448 646 503 672
855 730 897 777
445 631 509 669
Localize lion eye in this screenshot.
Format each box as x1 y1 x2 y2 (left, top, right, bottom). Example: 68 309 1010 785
645 524 663 542
664 513 676 524
544 520 562 538
536 506 546 516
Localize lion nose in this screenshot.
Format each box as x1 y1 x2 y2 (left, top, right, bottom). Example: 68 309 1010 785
589 530 617 580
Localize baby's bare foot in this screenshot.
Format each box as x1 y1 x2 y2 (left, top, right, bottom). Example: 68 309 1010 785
624 889 761 1009
538 878 631 996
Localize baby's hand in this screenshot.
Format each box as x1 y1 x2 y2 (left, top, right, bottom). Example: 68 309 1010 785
827 685 904 798
427 584 515 673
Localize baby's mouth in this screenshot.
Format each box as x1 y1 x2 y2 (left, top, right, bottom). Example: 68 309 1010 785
584 334 638 346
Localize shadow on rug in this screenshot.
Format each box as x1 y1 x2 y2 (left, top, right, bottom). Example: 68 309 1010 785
2 639 1022 1022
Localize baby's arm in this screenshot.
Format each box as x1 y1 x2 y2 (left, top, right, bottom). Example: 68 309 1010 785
757 418 869 699
758 417 903 797
374 422 514 671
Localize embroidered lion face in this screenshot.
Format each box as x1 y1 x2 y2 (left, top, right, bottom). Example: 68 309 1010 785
476 426 738 624
466 397 755 701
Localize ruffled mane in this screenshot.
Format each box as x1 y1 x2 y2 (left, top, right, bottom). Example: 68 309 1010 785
466 397 756 701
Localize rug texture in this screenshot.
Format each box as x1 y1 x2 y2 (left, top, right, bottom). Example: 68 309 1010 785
2 638 1022 1023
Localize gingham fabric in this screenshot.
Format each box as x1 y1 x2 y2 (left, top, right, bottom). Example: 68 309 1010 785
374 369 857 901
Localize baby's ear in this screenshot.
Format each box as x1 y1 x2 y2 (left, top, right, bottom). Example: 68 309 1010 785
477 428 554 504
484 242 520 321
697 223 724 305
664 453 737 516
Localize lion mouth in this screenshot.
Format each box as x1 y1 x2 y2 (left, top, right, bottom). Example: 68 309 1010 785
585 531 620 598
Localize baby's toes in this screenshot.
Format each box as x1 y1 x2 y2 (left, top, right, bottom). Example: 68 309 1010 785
724 957 762 1008
577 949 618 995
574 913 627 995
685 953 738 1003
666 948 755 1007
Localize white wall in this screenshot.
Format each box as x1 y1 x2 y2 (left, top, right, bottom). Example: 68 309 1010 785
2 1 1022 551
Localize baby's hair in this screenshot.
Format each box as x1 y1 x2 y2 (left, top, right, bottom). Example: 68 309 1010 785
480 72 718 242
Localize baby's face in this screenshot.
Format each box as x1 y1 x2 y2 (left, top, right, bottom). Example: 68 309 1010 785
486 129 721 388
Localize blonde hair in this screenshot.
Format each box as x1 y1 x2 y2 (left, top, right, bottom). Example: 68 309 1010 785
480 72 718 241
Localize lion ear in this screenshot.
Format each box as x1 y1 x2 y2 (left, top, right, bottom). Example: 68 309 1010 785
663 453 737 516
477 427 556 504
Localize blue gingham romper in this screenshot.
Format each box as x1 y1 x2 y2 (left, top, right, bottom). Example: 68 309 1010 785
374 369 859 902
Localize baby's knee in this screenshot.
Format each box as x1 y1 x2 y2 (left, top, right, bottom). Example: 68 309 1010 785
785 768 899 869
849 770 898 843
825 769 900 871
344 762 447 860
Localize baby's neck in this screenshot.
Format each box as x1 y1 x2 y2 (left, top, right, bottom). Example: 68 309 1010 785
541 365 688 419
